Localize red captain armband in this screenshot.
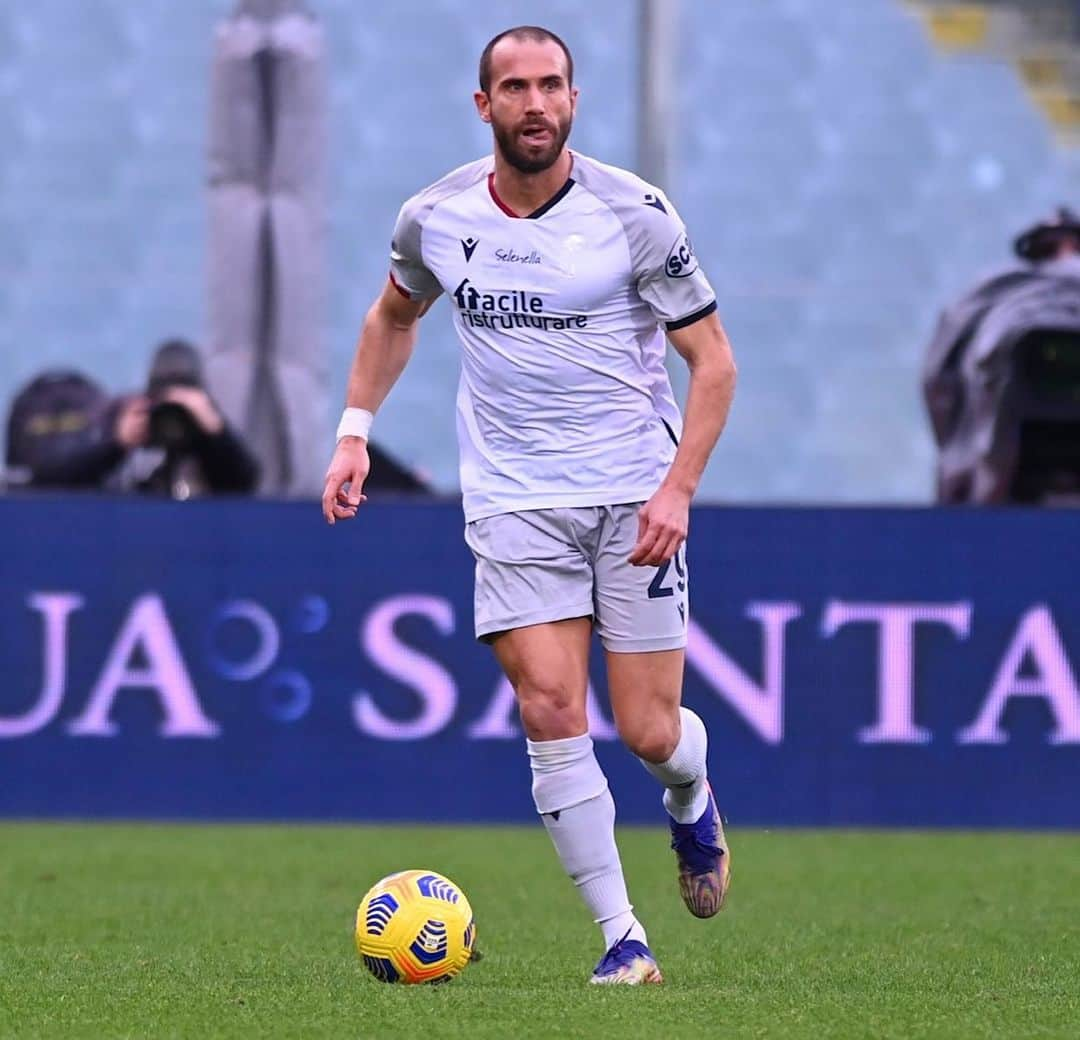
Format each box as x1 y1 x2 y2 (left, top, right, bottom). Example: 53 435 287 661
389 271 412 300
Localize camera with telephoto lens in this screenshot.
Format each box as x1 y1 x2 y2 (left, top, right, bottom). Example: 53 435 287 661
145 339 204 454
147 395 200 453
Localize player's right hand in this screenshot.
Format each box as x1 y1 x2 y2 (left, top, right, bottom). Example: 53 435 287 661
322 437 370 525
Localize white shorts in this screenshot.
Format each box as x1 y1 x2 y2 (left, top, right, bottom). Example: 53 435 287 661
464 504 689 653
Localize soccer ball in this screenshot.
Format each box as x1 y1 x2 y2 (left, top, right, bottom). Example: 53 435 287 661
355 869 477 984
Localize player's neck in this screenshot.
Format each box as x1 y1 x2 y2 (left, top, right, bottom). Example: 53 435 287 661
491 149 573 217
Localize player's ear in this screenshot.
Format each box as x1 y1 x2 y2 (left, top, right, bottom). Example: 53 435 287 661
570 85 579 117
474 90 492 124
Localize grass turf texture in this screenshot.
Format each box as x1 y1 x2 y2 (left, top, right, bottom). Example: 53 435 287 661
2 826 1078 1039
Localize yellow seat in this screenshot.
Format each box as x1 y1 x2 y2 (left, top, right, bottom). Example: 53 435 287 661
924 4 990 50
1017 53 1067 90
1031 90 1080 129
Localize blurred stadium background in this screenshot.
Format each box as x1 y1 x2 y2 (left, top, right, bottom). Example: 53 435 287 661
2 2 1080 1036
2 0 1078 499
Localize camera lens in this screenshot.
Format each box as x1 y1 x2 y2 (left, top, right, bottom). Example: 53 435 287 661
148 400 198 451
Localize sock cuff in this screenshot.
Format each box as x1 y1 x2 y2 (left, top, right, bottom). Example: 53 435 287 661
639 706 708 787
528 735 608 815
676 706 707 760
527 732 593 772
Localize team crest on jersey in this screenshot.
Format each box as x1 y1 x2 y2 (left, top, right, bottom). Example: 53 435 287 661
561 233 587 276
461 236 479 262
665 233 699 279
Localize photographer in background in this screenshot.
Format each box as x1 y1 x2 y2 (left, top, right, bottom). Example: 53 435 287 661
923 206 1080 504
1013 205 1080 267
4 370 116 490
111 338 260 498
3 344 257 498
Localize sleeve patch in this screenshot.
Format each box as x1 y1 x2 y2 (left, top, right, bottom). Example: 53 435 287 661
665 233 700 279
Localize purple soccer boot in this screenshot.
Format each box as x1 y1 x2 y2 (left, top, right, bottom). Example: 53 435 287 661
668 782 731 918
589 933 664 985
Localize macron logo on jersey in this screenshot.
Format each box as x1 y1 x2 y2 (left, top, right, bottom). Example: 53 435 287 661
452 278 588 332
461 236 479 262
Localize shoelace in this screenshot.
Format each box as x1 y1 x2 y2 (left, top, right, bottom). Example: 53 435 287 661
596 931 641 972
670 830 723 871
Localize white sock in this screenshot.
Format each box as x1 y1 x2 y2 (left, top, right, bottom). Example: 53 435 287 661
638 707 710 824
528 733 648 951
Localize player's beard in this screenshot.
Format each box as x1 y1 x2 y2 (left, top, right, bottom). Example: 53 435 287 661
492 111 573 174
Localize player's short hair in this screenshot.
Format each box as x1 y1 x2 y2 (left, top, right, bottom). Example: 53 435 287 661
478 26 574 94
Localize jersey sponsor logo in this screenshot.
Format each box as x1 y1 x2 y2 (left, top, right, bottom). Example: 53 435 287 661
453 279 542 314
643 192 668 214
461 236 479 262
494 247 541 265
665 233 699 279
452 278 588 332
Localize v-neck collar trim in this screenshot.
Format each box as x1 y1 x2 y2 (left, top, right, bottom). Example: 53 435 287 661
487 171 576 220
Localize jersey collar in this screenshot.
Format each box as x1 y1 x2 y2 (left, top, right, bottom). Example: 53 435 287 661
487 171 576 220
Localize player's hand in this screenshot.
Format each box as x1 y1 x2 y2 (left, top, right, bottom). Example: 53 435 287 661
322 437 370 525
629 484 690 567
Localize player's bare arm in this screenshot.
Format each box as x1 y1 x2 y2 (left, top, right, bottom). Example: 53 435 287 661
629 311 737 567
321 279 436 525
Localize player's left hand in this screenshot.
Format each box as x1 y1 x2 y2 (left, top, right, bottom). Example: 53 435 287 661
629 484 690 567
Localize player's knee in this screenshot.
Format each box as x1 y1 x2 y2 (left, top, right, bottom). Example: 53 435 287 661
515 677 587 741
619 715 679 764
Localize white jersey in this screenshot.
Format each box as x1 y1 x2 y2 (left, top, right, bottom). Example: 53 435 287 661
388 151 717 521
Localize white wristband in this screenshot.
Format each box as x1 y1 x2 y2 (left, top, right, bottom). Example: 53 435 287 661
336 407 373 442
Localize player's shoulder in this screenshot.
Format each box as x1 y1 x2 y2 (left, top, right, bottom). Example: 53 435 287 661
572 153 669 210
398 156 492 227
571 152 681 233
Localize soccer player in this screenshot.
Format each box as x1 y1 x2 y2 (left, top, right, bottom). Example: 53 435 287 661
322 25 737 985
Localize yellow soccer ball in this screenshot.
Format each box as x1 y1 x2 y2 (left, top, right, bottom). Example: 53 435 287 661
355 869 477 984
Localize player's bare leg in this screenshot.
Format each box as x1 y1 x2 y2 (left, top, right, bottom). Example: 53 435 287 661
493 618 662 984
607 648 731 917
493 618 592 740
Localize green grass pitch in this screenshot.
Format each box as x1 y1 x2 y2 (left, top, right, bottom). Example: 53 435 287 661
2 824 1078 1039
